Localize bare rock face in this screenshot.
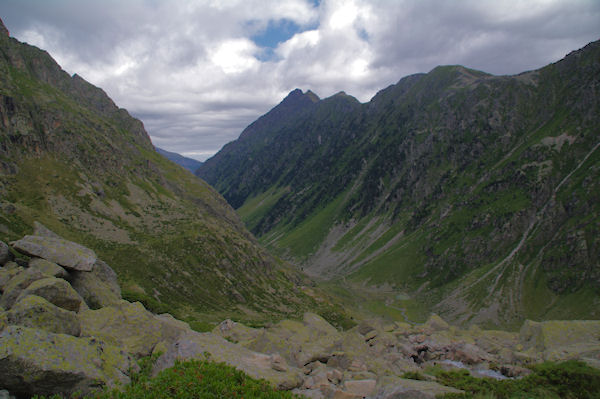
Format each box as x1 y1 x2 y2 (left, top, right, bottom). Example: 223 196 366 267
0 17 8 37
11 235 96 272
0 325 133 397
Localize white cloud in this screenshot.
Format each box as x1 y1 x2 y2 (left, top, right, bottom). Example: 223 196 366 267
0 0 598 161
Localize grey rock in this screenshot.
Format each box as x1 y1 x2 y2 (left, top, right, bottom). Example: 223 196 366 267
0 241 12 266
70 260 121 309
28 258 69 279
32 222 62 239
6 295 80 336
15 277 84 312
11 235 96 272
0 268 47 310
374 376 464 398
0 325 132 397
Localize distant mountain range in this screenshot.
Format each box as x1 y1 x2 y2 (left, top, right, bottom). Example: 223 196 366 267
198 40 600 327
155 147 203 173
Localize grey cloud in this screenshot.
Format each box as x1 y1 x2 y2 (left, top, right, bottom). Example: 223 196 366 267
1 0 598 161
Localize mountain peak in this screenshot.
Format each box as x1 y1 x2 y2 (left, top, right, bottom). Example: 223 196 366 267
0 17 9 37
282 88 320 105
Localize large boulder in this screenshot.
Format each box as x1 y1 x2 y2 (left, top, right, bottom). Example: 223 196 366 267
32 222 61 239
28 258 69 279
154 331 304 390
69 260 121 309
16 277 85 312
11 235 96 271
79 300 189 357
0 240 12 265
0 263 23 292
0 325 133 397
0 268 47 309
249 313 341 367
6 295 80 336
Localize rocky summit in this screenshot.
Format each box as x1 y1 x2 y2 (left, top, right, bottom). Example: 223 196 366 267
2 227 600 398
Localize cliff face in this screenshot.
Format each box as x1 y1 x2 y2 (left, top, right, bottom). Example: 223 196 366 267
0 21 317 326
198 40 600 326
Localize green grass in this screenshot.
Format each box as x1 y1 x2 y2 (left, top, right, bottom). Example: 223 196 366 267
35 358 301 399
420 360 600 399
237 186 289 231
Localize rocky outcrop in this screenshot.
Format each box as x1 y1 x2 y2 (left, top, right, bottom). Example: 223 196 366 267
12 235 96 271
79 300 188 357
16 277 85 312
0 241 11 265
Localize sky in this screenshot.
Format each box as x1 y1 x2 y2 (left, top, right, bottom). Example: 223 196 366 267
1 0 599 161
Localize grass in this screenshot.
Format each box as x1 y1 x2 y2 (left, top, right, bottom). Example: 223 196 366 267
417 360 600 399
35 358 301 399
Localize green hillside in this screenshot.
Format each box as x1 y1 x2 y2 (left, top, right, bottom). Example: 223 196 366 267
0 23 339 328
198 40 600 327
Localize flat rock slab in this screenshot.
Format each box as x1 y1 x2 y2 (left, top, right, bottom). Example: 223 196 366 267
375 376 463 398
12 235 96 271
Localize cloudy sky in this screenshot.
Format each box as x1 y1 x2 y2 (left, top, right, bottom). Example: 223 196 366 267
1 0 599 161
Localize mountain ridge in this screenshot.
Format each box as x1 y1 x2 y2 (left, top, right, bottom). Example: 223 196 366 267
198 39 600 327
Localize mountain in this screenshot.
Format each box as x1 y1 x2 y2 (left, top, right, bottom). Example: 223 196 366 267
155 146 203 173
0 18 341 327
198 40 600 327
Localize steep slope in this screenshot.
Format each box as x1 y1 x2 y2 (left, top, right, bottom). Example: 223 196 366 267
155 147 203 173
198 40 600 327
0 19 327 327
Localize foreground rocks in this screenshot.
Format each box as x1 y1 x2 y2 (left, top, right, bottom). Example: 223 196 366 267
1 224 600 398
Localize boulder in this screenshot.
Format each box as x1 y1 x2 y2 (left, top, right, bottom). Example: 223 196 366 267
153 331 304 390
79 300 188 357
16 277 84 312
0 263 23 291
424 314 450 332
11 235 96 271
28 258 69 279
249 313 341 367
213 318 262 345
69 260 121 309
344 379 377 397
0 268 47 309
0 241 12 265
32 222 61 239
0 325 133 397
374 376 464 398
6 295 80 336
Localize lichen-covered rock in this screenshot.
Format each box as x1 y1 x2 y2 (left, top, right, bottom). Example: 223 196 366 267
0 268 47 310
213 318 262 345
424 314 450 332
70 260 121 309
11 235 96 271
249 313 341 368
16 277 84 312
0 325 133 397
343 379 376 397
154 331 304 390
28 258 69 279
79 300 188 357
0 240 12 265
6 295 80 336
0 263 23 292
